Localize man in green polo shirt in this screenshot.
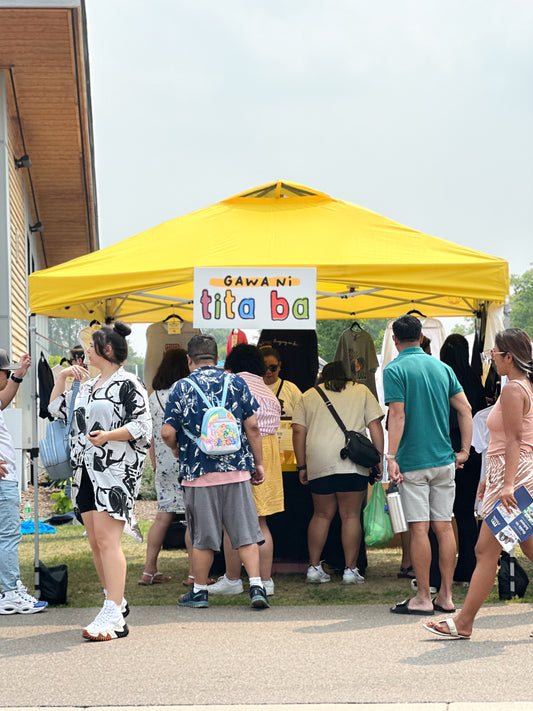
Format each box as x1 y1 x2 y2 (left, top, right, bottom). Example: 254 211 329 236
383 315 472 616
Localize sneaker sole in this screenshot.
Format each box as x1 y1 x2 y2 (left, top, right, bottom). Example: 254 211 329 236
0 604 47 614
250 596 270 609
209 589 243 596
342 579 364 585
178 600 209 608
306 578 330 584
83 623 129 641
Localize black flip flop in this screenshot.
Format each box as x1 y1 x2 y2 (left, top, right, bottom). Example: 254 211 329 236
432 597 456 613
397 566 416 579
390 598 435 616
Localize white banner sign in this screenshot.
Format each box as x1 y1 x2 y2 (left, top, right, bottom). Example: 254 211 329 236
193 267 316 329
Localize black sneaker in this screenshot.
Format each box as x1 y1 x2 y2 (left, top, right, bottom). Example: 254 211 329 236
249 585 270 609
178 589 209 608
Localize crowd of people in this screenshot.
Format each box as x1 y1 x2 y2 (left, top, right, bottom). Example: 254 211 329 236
1 317 532 643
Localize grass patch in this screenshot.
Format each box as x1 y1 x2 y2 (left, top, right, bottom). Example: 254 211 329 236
18 522 533 608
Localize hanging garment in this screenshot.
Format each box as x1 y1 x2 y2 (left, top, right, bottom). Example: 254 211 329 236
334 327 379 399
38 352 55 420
144 320 201 394
226 329 248 355
78 323 104 379
472 405 494 515
381 317 447 368
258 329 318 393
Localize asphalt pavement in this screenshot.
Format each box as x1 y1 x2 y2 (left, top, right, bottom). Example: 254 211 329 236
1 602 532 709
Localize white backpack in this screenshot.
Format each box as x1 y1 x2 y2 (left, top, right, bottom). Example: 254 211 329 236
182 375 241 455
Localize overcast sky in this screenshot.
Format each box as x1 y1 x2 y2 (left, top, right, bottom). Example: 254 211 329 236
84 0 532 351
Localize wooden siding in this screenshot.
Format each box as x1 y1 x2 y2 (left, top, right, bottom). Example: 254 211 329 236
0 6 98 268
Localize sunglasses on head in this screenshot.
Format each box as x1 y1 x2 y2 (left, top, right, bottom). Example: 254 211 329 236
266 364 279 372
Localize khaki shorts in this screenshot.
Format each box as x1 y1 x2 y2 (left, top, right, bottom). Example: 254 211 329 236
399 463 455 522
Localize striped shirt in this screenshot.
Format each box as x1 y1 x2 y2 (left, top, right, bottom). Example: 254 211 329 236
238 372 281 436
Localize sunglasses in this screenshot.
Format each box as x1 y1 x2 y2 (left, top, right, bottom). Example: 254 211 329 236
490 349 507 359
265 364 279 372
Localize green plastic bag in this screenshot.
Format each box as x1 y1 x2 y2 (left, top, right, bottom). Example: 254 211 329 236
363 483 394 548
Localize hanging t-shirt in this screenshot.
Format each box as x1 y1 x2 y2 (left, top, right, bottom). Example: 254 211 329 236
144 320 201 394
258 329 318 393
381 317 446 368
226 329 248 355
334 327 379 399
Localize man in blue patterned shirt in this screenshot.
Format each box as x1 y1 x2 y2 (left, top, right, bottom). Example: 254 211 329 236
162 335 269 609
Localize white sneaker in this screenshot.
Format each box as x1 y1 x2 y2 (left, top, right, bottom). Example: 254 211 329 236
82 601 129 641
411 578 438 594
104 589 130 618
0 583 48 614
306 564 331 584
208 575 244 595
262 579 274 596
342 567 365 584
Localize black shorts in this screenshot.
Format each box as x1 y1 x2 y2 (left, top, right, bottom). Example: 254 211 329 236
76 465 96 514
308 472 368 495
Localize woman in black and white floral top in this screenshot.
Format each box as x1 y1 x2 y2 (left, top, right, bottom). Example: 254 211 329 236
49 321 151 642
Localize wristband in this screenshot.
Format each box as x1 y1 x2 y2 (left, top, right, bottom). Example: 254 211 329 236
10 374 23 384
297 465 307 471
385 453 396 460
460 447 470 456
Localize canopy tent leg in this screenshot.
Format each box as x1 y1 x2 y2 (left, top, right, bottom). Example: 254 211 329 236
29 313 40 597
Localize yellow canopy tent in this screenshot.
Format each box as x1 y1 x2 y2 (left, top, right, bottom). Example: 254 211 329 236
29 180 509 322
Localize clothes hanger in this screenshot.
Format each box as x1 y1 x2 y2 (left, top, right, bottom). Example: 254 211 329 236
350 320 362 331
407 309 426 318
163 312 184 323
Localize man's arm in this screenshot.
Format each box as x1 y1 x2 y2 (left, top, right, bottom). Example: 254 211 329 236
243 413 265 485
0 354 31 410
386 401 405 482
450 391 472 469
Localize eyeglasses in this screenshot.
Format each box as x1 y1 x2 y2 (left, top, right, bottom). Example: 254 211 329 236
265 364 279 372
490 349 507 359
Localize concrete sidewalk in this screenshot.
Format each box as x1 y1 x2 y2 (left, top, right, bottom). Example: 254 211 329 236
1 603 532 707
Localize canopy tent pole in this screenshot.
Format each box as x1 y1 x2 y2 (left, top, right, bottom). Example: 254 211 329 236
29 313 40 597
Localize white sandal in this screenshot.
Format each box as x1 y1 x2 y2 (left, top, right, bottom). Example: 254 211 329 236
423 617 471 640
138 571 171 586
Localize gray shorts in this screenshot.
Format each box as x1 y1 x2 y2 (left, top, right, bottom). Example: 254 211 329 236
400 463 456 522
182 481 264 551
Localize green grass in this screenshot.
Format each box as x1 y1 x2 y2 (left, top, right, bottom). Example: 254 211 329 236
18 521 533 608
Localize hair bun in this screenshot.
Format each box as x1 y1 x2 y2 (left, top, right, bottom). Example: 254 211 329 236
113 320 131 338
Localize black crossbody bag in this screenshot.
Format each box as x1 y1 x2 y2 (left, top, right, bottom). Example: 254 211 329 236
313 386 380 470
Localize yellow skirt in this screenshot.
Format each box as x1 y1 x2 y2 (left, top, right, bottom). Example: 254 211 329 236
252 434 285 516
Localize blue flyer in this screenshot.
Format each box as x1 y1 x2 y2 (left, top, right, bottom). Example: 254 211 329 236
484 485 533 552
